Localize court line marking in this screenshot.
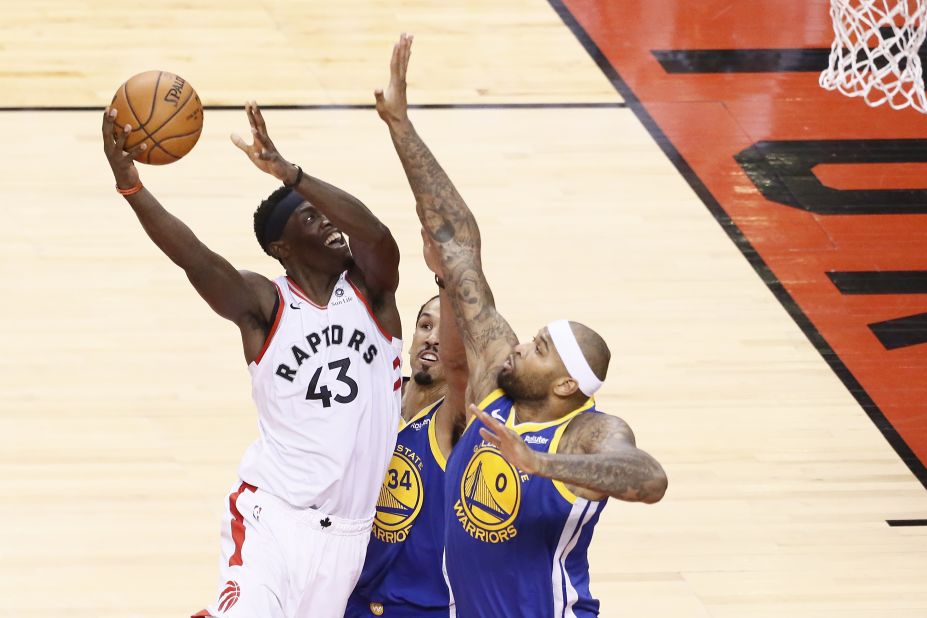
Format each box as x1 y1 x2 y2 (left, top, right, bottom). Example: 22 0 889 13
546 0 927 491
0 102 627 113
887 519 927 526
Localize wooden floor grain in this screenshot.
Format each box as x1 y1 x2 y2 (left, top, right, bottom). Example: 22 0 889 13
1 1 926 616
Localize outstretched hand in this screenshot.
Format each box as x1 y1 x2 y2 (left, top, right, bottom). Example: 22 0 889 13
375 33 413 125
102 107 147 189
474 405 543 475
230 101 294 182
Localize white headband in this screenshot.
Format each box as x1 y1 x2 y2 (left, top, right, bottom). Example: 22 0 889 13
547 320 603 397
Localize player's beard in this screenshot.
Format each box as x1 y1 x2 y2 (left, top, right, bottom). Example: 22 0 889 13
497 366 546 401
413 370 434 386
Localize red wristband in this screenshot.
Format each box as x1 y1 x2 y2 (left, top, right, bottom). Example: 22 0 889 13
116 181 143 196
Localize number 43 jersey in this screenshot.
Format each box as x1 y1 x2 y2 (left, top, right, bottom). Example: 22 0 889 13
240 272 403 518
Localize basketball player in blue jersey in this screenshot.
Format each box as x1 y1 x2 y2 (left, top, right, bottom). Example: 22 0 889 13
377 34 669 617
102 102 405 617
346 231 468 617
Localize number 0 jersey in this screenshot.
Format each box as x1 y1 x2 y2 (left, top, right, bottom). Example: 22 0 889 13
346 398 452 617
444 389 606 618
239 272 403 518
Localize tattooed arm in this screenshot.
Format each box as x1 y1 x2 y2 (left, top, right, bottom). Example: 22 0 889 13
422 229 469 446
475 406 668 503
376 33 517 402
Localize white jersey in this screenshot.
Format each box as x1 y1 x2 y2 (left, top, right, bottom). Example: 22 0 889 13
239 272 403 519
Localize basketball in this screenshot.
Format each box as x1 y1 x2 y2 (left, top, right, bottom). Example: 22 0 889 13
109 70 204 165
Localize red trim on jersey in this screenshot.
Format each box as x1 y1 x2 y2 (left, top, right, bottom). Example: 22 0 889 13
393 357 400 369
345 274 393 341
393 378 402 391
253 283 284 366
286 277 328 309
228 482 257 567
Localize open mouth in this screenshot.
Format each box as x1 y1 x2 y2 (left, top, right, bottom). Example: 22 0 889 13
324 231 345 248
418 350 439 365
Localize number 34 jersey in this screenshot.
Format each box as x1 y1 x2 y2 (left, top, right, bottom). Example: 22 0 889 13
240 272 403 518
347 398 451 617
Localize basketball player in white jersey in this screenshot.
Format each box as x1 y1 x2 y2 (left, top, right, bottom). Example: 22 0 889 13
102 101 403 617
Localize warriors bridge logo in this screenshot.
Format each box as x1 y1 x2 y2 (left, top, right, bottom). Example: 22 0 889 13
455 446 521 543
373 445 424 543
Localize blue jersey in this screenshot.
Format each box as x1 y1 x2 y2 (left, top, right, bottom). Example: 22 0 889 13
346 399 451 617
444 389 606 618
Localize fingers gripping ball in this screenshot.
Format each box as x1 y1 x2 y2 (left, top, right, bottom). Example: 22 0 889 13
110 71 204 165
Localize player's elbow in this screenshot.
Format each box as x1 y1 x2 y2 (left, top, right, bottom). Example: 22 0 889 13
640 467 668 504
369 225 399 261
369 221 394 246
356 223 399 259
355 236 401 292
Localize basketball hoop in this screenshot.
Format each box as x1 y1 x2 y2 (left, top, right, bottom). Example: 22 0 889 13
820 0 927 112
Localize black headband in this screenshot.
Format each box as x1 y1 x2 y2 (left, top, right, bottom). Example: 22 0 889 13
261 189 304 251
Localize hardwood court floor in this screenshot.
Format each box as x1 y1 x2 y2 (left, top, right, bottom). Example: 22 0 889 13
1 1 926 616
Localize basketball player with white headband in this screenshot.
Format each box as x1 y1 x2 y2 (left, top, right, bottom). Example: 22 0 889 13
545 320 605 396
376 33 668 617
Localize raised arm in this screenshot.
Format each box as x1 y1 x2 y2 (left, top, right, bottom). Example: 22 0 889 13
422 230 469 438
376 34 517 402
475 406 668 504
231 103 400 301
102 108 276 363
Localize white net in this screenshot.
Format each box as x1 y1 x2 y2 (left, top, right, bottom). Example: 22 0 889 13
820 0 927 112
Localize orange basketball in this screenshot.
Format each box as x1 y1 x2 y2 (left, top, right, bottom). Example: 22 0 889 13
109 70 204 165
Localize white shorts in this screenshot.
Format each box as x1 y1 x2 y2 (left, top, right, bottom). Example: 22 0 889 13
192 481 372 618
